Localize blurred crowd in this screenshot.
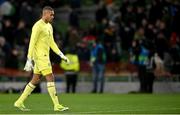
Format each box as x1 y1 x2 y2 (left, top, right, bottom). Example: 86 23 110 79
0 0 180 76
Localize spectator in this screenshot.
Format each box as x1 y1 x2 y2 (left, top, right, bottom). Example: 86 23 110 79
171 1 180 33
122 4 136 25
134 27 145 41
104 21 116 44
169 34 180 75
0 0 14 17
60 48 80 93
153 52 166 77
148 0 164 24
109 47 120 62
0 36 11 67
135 6 147 28
119 0 130 22
14 20 28 46
155 32 169 59
95 2 108 23
5 47 19 69
65 27 81 50
130 40 149 93
90 40 106 93
68 8 80 29
146 52 156 93
119 22 135 50
19 1 34 28
2 18 14 46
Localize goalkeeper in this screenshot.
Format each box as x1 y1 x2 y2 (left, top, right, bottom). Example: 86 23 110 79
14 6 69 111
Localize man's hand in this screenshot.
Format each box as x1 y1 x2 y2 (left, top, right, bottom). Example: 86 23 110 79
24 59 34 71
61 55 70 64
59 52 70 64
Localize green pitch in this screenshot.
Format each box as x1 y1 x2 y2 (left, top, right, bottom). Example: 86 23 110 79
0 93 180 114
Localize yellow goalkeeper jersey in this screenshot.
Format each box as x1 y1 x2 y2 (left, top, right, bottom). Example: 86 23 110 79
27 19 61 61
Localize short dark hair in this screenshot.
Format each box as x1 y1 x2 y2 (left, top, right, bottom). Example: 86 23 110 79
43 6 54 11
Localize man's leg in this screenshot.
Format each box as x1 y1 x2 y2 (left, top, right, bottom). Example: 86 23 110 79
72 74 77 93
138 65 146 93
92 65 98 93
65 74 71 93
45 73 69 111
99 64 105 93
14 74 41 111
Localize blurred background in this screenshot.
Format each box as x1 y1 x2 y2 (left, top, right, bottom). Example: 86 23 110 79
0 0 180 94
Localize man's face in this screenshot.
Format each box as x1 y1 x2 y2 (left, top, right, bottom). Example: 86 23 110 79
45 10 54 23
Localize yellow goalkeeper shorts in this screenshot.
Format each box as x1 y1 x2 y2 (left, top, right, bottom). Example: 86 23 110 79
33 59 52 76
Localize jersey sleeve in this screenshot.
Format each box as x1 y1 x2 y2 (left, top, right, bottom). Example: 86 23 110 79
49 25 62 56
27 24 40 60
50 36 62 55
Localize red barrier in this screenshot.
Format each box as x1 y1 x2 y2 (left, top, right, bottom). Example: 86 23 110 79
0 68 31 77
0 62 138 77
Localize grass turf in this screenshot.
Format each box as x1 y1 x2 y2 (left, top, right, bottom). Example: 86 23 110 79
0 93 180 114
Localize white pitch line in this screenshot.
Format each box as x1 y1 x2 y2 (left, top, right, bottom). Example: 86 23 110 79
76 107 180 114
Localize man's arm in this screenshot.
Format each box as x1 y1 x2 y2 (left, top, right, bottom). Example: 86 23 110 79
49 36 61 55
27 24 40 60
49 24 69 63
24 24 40 71
50 34 69 63
48 24 61 55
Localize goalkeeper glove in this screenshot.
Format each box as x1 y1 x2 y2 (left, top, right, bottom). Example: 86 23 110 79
24 59 34 71
59 52 70 64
